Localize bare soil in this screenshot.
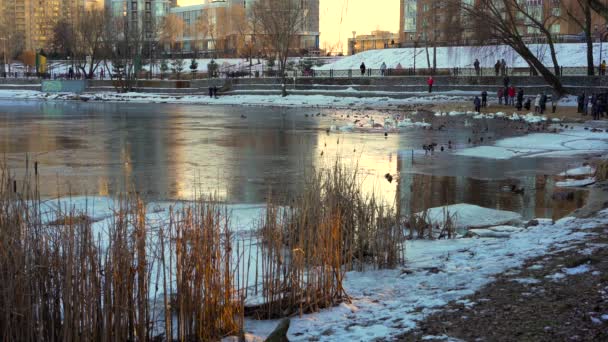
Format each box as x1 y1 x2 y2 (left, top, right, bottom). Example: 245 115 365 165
398 223 608 342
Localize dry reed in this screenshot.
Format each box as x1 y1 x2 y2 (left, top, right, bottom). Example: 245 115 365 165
252 162 405 319
0 166 244 341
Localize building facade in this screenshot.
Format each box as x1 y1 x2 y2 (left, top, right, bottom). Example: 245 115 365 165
399 0 606 47
0 0 88 52
108 0 171 38
347 30 400 55
169 0 319 57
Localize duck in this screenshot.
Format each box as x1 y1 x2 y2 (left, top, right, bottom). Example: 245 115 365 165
240 115 247 119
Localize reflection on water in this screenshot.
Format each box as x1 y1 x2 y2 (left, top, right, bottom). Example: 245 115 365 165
0 100 591 220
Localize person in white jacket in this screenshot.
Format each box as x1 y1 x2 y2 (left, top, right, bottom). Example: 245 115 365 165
534 94 541 113
380 62 387 76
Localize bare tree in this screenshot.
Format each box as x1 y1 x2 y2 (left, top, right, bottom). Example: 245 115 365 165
509 0 562 76
590 0 608 19
455 0 565 95
51 19 74 57
0 17 25 73
103 15 146 92
251 0 305 96
564 0 595 75
159 14 185 55
73 9 106 78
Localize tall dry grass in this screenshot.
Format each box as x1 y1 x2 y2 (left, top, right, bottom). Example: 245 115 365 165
0 166 244 341
252 162 405 319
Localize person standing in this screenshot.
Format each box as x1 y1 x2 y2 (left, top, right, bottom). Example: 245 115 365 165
474 96 481 112
516 88 524 111
427 76 434 93
584 93 590 115
360 62 366 76
497 87 504 105
534 94 541 113
601 60 607 76
501 59 507 76
577 92 585 113
481 90 488 107
539 92 547 114
494 60 501 76
380 62 387 77
508 85 516 106
474 59 480 76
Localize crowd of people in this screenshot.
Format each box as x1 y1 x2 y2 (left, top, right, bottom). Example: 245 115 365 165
473 76 553 115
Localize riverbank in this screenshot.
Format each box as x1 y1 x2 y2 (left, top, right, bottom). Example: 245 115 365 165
398 201 608 341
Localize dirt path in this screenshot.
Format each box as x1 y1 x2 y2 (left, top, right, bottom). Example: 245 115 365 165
398 224 608 342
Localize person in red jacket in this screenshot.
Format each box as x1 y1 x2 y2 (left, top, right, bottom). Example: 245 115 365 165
508 85 516 106
427 76 434 93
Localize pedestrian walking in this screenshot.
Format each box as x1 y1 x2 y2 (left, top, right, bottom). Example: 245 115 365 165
501 59 507 76
360 62 366 76
601 60 607 76
474 59 480 76
481 90 488 107
494 60 500 76
427 76 434 93
497 88 504 105
68 67 74 80
474 96 481 112
380 62 387 77
584 94 590 115
508 86 516 106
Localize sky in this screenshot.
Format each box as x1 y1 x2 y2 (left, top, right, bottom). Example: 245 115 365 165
176 0 401 54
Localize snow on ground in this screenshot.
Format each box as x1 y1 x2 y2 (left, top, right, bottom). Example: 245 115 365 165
559 165 596 176
246 210 608 341
32 193 608 341
0 89 472 109
423 204 522 229
316 43 608 70
556 177 596 187
457 125 608 160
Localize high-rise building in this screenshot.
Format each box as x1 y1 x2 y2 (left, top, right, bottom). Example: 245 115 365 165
109 0 171 38
0 0 89 52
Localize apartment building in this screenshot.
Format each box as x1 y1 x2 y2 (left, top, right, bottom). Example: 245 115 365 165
169 0 319 57
399 0 606 46
0 0 88 52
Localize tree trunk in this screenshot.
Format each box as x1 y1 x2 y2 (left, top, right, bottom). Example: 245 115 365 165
586 31 594 76
585 4 595 76
515 43 565 96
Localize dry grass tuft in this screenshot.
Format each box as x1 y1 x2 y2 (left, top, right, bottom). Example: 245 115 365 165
252 162 405 319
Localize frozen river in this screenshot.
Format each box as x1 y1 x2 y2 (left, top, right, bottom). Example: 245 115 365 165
0 100 590 220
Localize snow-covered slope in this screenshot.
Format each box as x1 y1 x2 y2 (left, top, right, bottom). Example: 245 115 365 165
316 43 608 70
